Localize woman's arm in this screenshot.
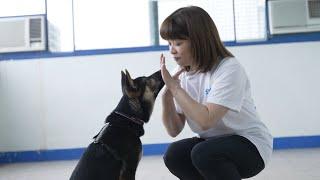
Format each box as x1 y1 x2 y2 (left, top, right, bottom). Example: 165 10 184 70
160 55 228 131
171 85 228 131
161 87 186 137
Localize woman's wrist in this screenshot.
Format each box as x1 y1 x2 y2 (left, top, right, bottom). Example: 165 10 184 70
163 87 173 98
170 83 181 97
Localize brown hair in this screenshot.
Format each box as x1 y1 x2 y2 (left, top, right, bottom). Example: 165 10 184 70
160 6 234 73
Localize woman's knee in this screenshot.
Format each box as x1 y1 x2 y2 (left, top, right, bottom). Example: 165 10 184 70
190 143 209 169
163 141 184 167
191 143 241 179
190 141 224 170
163 149 174 168
164 138 201 169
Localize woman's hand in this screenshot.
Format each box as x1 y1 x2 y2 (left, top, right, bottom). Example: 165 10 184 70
160 55 227 131
160 54 185 95
160 54 186 137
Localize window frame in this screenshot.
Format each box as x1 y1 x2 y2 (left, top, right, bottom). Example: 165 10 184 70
0 0 320 60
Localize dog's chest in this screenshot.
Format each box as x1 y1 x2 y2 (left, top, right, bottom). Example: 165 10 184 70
94 124 142 158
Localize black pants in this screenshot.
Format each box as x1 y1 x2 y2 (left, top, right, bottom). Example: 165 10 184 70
163 135 265 180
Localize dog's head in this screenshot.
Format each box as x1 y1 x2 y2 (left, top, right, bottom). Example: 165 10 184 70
120 69 164 123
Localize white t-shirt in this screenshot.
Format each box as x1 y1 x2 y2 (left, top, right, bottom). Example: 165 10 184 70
174 57 273 165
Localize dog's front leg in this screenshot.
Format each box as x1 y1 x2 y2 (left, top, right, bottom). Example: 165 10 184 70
119 150 142 180
119 159 139 180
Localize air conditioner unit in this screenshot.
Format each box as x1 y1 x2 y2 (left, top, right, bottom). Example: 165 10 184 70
268 0 320 34
0 15 47 53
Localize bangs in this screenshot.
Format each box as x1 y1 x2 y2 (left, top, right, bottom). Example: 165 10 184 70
160 17 189 40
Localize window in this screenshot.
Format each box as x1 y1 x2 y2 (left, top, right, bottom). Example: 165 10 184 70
157 0 266 45
0 0 267 53
73 0 151 50
0 0 45 17
157 0 236 45
234 0 266 41
72 0 267 49
46 0 74 52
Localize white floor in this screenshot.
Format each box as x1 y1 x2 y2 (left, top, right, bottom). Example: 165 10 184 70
1 148 320 180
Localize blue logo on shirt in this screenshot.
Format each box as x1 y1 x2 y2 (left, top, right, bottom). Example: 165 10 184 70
205 88 211 95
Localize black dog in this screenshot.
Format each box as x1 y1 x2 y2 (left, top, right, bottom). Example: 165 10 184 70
70 70 164 180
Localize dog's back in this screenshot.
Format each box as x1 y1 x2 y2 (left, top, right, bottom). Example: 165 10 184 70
70 70 164 180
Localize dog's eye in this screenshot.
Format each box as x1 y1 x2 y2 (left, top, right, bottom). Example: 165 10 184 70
147 79 156 87
147 80 159 92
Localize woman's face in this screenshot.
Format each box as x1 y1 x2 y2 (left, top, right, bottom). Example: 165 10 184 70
168 39 194 68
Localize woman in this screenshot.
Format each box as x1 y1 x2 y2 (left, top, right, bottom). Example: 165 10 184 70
159 6 273 180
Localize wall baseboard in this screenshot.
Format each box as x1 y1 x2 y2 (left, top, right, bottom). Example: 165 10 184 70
1 135 320 164
273 135 320 149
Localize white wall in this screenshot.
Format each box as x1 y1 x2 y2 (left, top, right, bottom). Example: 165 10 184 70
1 41 320 152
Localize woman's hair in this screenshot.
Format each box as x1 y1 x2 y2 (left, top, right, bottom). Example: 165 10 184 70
160 6 234 73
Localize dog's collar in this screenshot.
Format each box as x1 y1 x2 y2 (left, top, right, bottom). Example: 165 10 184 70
114 111 145 126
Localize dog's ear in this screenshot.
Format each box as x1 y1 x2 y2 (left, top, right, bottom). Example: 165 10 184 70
121 70 126 94
121 69 139 98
